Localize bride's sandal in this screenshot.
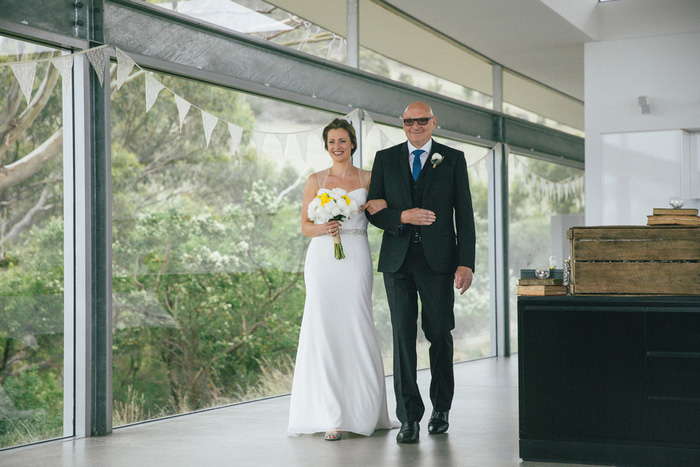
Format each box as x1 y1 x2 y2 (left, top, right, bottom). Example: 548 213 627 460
324 431 342 441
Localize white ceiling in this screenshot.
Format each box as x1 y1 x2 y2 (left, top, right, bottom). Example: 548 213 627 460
382 0 700 102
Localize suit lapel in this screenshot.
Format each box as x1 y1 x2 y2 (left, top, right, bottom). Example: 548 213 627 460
423 140 438 196
396 142 412 202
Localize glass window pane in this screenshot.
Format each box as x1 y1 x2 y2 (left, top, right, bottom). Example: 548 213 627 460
358 0 493 107
508 153 584 351
111 66 339 424
171 0 494 108
360 49 493 108
0 37 65 448
504 70 584 136
143 0 348 63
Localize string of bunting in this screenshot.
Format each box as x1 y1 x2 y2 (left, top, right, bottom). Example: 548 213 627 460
511 153 584 201
1 45 579 200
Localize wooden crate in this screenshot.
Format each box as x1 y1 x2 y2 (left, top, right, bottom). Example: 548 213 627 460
567 226 700 295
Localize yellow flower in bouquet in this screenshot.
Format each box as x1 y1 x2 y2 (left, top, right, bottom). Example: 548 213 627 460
307 188 359 259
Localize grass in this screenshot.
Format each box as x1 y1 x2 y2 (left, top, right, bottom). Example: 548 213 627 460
0 410 62 449
230 355 295 402
112 385 152 427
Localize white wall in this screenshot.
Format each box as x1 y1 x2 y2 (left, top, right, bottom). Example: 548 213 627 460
600 130 693 225
584 31 700 225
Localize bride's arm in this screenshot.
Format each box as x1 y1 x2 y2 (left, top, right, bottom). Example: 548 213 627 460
361 171 387 215
301 175 340 238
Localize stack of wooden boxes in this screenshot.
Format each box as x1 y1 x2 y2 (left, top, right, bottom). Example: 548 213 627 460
567 225 700 295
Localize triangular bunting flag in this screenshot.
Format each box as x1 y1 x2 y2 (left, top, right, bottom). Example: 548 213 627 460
275 133 288 159
50 55 73 97
200 110 219 147
85 46 108 87
173 94 191 133
145 74 165 113
511 155 520 170
296 132 309 162
346 108 360 129
313 127 325 147
252 130 267 159
10 62 37 104
115 47 136 90
469 159 480 178
362 109 375 134
379 130 390 149
227 123 243 154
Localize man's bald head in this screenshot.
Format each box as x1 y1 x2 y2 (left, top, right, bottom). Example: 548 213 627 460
402 101 437 148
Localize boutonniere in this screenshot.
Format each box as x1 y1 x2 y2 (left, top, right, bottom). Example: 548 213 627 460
431 153 443 168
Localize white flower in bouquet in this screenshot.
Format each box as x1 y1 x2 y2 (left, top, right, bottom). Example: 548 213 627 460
307 188 359 259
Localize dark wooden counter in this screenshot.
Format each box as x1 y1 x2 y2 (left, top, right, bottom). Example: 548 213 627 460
518 295 700 466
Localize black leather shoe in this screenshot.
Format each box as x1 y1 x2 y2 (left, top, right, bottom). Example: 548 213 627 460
396 421 420 444
428 410 449 434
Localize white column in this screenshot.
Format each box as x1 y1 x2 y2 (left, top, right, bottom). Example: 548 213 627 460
71 53 93 439
62 50 76 438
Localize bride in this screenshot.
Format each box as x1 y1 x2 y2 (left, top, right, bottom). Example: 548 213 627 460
288 118 395 440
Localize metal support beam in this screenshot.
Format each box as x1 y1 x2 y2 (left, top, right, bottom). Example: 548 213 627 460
346 0 359 68
488 138 510 357
492 64 503 113
79 0 113 437
505 117 584 166
497 142 510 357
349 110 363 168
0 0 79 39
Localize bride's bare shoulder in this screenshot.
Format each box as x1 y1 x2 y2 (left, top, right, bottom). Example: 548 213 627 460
304 172 320 190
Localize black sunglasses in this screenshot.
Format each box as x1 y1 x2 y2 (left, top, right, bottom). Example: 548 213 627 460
402 117 433 126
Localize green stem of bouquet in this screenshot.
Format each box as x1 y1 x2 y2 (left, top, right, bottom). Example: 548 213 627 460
334 243 345 260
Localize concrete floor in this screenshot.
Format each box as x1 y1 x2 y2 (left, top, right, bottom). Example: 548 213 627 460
0 355 596 467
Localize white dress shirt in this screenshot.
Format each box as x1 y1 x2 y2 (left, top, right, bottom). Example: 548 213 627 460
407 139 433 172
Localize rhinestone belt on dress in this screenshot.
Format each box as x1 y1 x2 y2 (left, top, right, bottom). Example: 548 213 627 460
338 228 367 236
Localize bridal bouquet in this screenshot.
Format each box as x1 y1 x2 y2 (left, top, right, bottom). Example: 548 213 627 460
307 188 359 259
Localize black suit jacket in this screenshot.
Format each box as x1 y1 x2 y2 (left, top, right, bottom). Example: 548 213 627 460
366 140 476 274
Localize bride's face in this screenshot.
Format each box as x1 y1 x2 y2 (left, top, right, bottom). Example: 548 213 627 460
326 129 354 163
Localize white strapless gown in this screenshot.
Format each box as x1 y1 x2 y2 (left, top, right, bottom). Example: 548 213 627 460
288 188 395 436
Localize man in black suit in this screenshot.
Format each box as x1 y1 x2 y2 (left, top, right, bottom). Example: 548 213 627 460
366 101 476 444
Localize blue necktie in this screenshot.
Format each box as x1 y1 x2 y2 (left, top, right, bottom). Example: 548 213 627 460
412 149 424 181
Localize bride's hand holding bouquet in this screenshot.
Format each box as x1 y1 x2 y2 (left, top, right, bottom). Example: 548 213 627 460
307 188 360 259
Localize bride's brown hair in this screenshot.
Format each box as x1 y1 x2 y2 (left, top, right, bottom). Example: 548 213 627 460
322 118 357 155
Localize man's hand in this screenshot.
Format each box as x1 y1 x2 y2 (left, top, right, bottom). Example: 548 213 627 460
454 266 473 295
400 208 436 226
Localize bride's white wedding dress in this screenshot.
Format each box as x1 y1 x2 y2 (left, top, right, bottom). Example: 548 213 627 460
288 180 394 436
